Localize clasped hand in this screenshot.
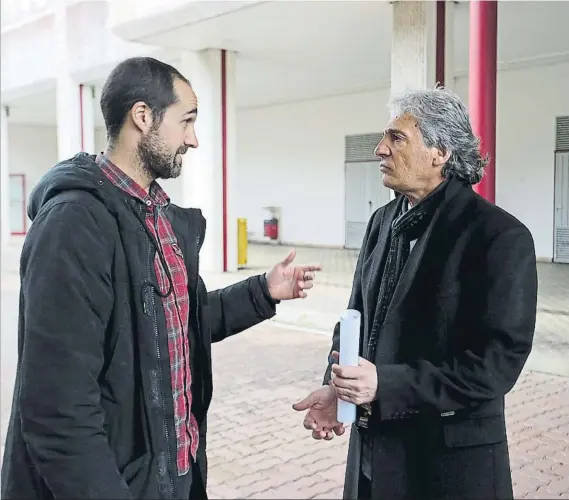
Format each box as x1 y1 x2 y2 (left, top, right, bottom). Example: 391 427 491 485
330 351 378 406
293 351 378 441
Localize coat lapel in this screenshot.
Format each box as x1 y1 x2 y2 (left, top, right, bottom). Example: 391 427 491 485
382 178 467 329
361 197 403 358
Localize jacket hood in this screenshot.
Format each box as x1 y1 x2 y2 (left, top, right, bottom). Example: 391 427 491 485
28 152 206 252
28 152 208 300
28 153 116 221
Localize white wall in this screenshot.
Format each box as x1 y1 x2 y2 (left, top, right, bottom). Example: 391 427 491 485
7 124 186 229
94 127 107 154
237 89 390 247
452 62 569 261
8 61 568 260
236 61 569 260
8 125 58 231
496 62 569 261
7 125 108 228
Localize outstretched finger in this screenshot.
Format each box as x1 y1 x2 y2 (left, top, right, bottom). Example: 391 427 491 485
293 394 315 411
301 263 322 272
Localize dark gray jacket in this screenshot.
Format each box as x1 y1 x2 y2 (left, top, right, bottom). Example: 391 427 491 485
1 153 277 499
324 177 537 499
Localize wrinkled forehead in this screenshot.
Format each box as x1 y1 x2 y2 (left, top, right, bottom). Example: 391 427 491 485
383 113 421 138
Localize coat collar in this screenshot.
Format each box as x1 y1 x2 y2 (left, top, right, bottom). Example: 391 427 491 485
382 176 473 330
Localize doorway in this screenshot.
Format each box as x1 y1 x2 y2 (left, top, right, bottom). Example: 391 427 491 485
554 116 569 264
554 151 569 263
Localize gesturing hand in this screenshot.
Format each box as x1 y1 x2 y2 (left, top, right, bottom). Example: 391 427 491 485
265 249 322 301
330 351 378 406
292 385 346 440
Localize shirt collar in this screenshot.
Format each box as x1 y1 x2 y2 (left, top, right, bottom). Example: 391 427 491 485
96 153 169 208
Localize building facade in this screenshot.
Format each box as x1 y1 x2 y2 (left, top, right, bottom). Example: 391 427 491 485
1 0 569 271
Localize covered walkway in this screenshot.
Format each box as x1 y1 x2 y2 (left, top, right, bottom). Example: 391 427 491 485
3 1 569 270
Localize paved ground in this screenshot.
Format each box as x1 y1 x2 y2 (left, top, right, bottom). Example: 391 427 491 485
204 323 569 499
207 242 569 377
1 240 568 498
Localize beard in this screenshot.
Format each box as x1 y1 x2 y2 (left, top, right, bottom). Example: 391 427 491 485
137 128 187 180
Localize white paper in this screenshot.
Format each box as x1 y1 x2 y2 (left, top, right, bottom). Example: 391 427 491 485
336 309 361 425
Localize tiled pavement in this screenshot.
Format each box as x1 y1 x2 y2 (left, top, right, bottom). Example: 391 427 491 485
207 243 569 377
243 242 569 315
201 244 569 497
206 324 569 499
1 241 568 498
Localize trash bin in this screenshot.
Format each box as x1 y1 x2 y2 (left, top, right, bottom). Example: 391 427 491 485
263 218 279 240
237 217 247 267
262 206 281 242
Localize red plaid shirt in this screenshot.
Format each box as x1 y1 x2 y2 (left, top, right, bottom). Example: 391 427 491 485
97 154 198 476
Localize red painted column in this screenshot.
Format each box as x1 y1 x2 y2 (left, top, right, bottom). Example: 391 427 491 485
436 0 446 86
221 49 228 272
469 0 497 203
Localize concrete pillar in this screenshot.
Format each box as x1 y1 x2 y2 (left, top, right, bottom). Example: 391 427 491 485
469 0 497 203
390 0 437 96
54 1 95 159
56 76 82 161
80 84 96 154
389 1 442 200
55 2 79 160
1 106 10 248
442 1 455 90
178 49 238 273
435 1 456 90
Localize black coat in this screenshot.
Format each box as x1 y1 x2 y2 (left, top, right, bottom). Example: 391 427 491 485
324 177 538 500
1 154 277 500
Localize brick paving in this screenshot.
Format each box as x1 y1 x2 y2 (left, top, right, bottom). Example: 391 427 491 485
206 243 569 376
1 241 568 498
243 243 569 317
205 323 569 499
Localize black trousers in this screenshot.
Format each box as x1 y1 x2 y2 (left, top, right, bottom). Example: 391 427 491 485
358 471 372 500
175 460 207 499
175 464 193 500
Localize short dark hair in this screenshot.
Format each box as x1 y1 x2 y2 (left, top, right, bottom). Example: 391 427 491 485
100 57 190 145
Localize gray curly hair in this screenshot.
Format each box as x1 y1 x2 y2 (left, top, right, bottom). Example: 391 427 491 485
387 86 488 185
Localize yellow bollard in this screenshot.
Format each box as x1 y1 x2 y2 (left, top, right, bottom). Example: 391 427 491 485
237 218 248 267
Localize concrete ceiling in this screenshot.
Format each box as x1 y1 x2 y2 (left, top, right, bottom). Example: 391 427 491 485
6 85 107 127
140 0 569 108
6 90 58 127
5 0 569 126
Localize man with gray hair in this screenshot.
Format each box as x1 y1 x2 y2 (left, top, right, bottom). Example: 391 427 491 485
294 86 537 499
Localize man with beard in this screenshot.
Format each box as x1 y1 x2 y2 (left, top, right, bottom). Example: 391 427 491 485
1 57 321 500
293 87 537 499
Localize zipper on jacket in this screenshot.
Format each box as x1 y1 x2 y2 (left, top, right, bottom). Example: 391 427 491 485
194 230 207 411
147 223 175 497
194 232 201 341
143 289 149 315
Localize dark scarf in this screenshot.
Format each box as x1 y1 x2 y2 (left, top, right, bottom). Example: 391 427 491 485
366 178 450 361
360 179 451 482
